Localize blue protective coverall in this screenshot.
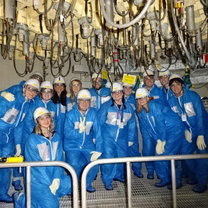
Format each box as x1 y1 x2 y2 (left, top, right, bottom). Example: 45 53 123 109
55 97 70 140
4 81 25 94
137 100 184 184
67 95 78 111
160 86 174 106
20 96 58 154
124 94 143 177
0 91 31 199
97 99 136 187
14 132 71 208
168 87 208 190
64 104 103 188
89 87 111 110
145 84 167 105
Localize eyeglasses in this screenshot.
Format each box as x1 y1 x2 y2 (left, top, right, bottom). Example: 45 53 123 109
25 86 39 93
79 99 90 103
92 79 102 84
112 91 123 95
159 75 169 79
72 84 80 87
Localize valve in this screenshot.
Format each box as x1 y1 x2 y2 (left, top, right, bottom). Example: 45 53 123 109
78 17 92 39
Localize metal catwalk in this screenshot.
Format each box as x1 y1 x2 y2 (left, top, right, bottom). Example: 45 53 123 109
1 172 208 208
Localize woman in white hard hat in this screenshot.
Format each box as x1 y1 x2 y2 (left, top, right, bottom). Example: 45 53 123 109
52 76 70 139
0 79 40 202
21 81 58 156
67 78 82 111
64 89 103 192
98 82 136 190
14 107 71 207
135 87 184 189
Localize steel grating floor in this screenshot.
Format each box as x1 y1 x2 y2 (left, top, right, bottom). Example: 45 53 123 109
1 171 208 208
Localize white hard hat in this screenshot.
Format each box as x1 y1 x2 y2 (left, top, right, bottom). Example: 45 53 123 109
111 82 123 92
40 81 53 90
169 73 184 86
24 79 40 91
135 88 149 99
77 89 91 100
143 70 154 77
34 107 50 121
169 73 182 81
53 76 65 84
159 70 171 77
92 72 102 79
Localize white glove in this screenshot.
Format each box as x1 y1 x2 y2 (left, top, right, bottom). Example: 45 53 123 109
185 130 192 143
197 135 207 150
1 91 15 102
128 141 134 147
105 81 112 88
156 140 166 155
90 151 102 162
78 117 86 133
49 178 60 195
15 144 21 156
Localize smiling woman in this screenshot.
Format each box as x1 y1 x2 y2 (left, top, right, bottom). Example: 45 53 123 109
13 107 72 207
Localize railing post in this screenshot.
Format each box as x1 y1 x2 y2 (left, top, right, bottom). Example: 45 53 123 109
126 161 132 208
26 166 31 208
171 159 177 208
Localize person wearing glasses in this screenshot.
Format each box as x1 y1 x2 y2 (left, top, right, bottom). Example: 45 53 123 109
89 72 111 110
98 82 136 190
64 89 103 192
0 79 40 203
20 81 58 156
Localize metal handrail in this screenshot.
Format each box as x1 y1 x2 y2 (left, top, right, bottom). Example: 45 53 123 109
81 154 208 208
0 161 79 208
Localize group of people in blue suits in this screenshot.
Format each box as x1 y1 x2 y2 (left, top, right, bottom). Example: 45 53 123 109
0 69 207 207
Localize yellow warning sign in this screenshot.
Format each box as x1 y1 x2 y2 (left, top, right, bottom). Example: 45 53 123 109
122 74 137 86
102 69 108 80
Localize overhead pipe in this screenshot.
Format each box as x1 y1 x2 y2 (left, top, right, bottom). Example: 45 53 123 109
100 0 154 29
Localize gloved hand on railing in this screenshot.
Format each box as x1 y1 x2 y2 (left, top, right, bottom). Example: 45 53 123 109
185 130 192 143
128 141 134 147
49 178 60 195
15 144 22 156
197 135 207 150
90 151 102 162
156 140 166 155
